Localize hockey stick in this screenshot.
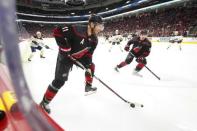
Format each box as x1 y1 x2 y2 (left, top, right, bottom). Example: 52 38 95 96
48 47 57 52
129 52 161 80
42 45 56 51
33 41 57 51
143 65 160 80
69 56 143 108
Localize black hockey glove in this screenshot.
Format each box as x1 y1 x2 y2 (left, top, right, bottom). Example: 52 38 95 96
45 45 50 49
124 45 130 52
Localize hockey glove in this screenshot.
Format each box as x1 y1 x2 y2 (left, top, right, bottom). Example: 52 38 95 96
45 45 50 49
124 45 130 52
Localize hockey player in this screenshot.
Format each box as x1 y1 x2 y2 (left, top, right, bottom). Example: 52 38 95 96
27 31 49 62
109 30 123 52
167 31 183 51
114 30 152 77
40 14 104 113
104 34 110 42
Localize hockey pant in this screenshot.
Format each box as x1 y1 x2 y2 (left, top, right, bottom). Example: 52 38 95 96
28 46 44 60
42 54 95 104
117 52 147 71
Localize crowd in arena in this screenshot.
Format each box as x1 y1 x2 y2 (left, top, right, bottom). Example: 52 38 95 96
18 6 197 39
104 7 197 37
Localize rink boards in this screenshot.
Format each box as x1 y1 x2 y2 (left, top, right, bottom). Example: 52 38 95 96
149 37 197 44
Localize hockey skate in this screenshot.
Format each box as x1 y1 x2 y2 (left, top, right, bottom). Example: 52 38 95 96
28 58 31 62
132 70 143 77
114 66 119 72
40 55 46 58
85 84 97 96
40 101 51 114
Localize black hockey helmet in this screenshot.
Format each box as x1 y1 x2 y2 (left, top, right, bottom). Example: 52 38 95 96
140 30 148 35
88 14 103 24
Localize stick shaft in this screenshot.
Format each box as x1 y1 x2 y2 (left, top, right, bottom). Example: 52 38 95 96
129 52 160 80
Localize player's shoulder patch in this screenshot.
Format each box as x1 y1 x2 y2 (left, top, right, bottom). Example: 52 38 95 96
62 26 69 32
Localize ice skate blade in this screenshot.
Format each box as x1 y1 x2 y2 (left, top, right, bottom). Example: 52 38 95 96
114 67 119 72
132 73 143 77
84 90 97 96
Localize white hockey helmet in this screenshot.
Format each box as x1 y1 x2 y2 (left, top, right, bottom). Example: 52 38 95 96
36 31 42 38
115 30 119 35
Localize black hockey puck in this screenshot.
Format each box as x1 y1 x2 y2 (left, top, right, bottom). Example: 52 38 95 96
130 103 135 108
141 104 144 108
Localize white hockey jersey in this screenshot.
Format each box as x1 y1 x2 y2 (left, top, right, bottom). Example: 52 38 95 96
170 35 183 42
30 36 45 47
109 34 123 43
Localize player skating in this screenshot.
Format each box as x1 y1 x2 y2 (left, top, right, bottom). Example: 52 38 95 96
104 33 110 42
40 14 104 114
114 30 152 77
109 30 124 52
27 31 49 62
167 31 183 51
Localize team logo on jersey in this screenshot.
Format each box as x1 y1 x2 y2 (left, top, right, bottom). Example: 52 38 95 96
62 27 68 32
80 39 85 45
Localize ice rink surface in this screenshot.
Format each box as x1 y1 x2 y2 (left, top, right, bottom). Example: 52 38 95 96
20 38 197 131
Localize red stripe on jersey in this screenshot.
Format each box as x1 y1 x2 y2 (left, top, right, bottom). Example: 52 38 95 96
71 47 89 59
59 47 71 52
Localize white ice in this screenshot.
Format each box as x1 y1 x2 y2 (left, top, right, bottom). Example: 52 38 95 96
20 38 197 131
